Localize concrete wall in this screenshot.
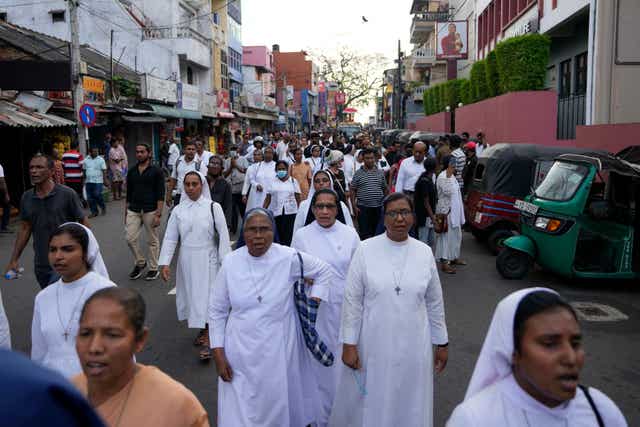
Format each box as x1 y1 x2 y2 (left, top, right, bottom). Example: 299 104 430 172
415 111 452 132
540 0 590 33
574 123 640 153
243 45 272 70
454 91 558 145
0 0 177 79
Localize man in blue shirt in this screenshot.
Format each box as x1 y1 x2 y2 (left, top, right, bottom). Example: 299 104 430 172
83 147 108 217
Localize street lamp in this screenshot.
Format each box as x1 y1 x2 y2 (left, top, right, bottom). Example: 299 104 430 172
445 105 451 112
458 102 463 108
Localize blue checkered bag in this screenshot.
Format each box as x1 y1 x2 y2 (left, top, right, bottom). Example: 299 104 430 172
293 252 334 367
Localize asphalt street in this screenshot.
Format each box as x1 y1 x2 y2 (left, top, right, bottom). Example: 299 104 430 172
1 198 638 426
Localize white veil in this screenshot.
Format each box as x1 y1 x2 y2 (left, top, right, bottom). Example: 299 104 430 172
181 170 212 204
464 287 558 401
60 222 109 279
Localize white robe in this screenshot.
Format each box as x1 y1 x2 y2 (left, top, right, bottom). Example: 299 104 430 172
31 272 116 378
242 161 276 211
435 171 465 261
329 234 448 427
291 221 361 427
159 198 231 329
447 374 628 427
293 199 353 234
209 244 332 427
0 290 11 349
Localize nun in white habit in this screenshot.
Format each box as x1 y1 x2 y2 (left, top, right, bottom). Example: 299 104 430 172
293 169 353 234
447 288 628 427
209 208 334 427
329 193 448 427
242 147 277 211
291 189 360 427
159 170 231 359
31 222 115 378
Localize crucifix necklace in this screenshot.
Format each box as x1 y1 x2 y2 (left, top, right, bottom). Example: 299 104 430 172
56 283 88 341
247 260 265 303
390 244 410 297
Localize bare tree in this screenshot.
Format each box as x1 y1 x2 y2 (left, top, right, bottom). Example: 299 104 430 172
313 47 389 109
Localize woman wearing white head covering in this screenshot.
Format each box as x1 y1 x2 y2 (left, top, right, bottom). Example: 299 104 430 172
293 170 353 234
159 170 231 361
447 288 628 427
31 222 116 378
242 147 277 211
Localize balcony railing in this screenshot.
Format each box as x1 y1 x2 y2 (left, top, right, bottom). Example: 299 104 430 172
410 15 436 43
412 47 436 66
143 25 210 48
413 85 429 102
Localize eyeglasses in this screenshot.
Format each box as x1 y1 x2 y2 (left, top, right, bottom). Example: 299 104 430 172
384 209 413 219
313 203 337 211
244 226 273 235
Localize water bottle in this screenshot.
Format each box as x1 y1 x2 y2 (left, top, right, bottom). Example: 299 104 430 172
5 267 24 280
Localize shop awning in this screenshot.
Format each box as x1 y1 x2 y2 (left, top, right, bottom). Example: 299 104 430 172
122 115 166 123
217 111 234 119
144 103 202 120
245 111 278 121
0 100 75 127
233 111 250 118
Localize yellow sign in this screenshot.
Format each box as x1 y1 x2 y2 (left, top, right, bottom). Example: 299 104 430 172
83 77 105 94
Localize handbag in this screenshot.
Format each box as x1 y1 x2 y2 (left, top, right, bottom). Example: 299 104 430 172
292 252 334 367
434 210 450 234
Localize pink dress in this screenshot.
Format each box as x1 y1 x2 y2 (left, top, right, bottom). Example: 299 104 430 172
109 144 128 182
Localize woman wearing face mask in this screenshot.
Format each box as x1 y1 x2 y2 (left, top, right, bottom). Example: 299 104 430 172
330 193 448 427
31 223 116 378
447 288 627 427
73 287 210 426
291 189 360 427
263 160 301 246
242 147 276 211
293 170 353 234
159 171 231 361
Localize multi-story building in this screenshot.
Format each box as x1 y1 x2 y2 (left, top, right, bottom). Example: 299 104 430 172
226 0 243 114
242 45 278 134
273 45 319 131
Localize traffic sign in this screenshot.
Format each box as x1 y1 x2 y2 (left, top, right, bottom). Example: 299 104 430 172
79 103 97 127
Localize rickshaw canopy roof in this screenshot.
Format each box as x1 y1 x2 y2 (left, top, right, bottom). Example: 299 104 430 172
556 152 640 178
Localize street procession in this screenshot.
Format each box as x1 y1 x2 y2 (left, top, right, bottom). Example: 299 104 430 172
0 0 638 426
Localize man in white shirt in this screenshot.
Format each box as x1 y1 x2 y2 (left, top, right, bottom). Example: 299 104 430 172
167 139 180 174
223 145 249 234
245 136 264 163
475 131 489 157
195 139 214 167
395 142 427 195
276 134 288 161
166 140 205 206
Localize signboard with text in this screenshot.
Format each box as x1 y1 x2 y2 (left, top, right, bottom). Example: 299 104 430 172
436 21 469 60
141 74 178 103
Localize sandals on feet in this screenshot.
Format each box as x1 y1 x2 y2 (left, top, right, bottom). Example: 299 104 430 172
194 329 207 346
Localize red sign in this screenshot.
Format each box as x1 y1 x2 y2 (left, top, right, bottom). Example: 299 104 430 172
335 92 346 105
318 82 326 93
217 89 230 111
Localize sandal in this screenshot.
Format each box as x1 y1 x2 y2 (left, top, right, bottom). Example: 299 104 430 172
452 259 467 266
199 346 212 362
441 264 456 274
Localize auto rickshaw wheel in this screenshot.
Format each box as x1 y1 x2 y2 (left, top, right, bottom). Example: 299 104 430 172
471 228 487 242
487 229 517 255
496 248 531 280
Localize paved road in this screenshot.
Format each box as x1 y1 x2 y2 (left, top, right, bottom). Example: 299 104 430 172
2 198 638 426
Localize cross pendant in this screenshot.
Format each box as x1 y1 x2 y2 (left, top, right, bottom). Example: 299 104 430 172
395 286 401 296
257 296 263 303
63 332 69 341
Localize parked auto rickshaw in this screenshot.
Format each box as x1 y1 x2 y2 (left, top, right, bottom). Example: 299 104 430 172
497 151 640 280
467 144 598 254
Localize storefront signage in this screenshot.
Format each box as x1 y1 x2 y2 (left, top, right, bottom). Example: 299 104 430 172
335 92 346 105
83 77 105 94
504 7 539 39
141 74 178 104
200 93 217 117
180 83 200 111
511 18 539 37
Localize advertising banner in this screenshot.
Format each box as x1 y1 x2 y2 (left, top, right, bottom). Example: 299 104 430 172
436 21 469 60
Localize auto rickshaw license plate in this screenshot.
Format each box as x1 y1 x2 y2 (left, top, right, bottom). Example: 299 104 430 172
515 200 539 215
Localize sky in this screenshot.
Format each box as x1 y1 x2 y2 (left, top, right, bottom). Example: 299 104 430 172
241 0 413 123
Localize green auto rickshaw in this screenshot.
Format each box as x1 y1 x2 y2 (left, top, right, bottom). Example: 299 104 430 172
496 151 640 280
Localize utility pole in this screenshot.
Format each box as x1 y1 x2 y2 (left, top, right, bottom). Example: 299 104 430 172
394 40 404 129
110 29 114 101
68 0 88 155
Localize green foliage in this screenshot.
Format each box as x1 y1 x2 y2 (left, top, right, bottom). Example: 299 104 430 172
423 88 433 115
485 50 500 98
459 79 471 105
470 60 488 102
444 79 462 109
113 76 139 98
495 33 550 93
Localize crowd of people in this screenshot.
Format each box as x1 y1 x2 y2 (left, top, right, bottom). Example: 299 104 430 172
0 127 629 427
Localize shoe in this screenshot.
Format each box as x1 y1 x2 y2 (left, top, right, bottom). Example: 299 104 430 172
101 208 107 216
129 262 147 280
88 213 98 218
145 270 160 281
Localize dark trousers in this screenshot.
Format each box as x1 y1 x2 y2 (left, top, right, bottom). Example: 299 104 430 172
0 190 10 230
85 183 105 215
357 205 382 240
231 193 246 234
66 181 87 208
275 214 296 246
35 266 60 289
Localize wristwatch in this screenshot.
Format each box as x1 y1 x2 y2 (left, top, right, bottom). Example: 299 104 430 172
436 343 449 348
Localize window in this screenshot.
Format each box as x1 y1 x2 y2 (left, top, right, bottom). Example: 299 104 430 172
559 59 572 98
221 49 229 90
495 0 502 37
575 52 587 95
0 12 7 22
212 12 219 25
187 66 194 85
535 162 588 202
50 10 65 23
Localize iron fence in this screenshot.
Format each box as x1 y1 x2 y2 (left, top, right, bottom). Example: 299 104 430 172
557 94 586 140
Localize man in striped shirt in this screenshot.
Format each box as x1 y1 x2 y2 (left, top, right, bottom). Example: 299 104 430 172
351 148 388 240
62 141 86 206
450 135 467 191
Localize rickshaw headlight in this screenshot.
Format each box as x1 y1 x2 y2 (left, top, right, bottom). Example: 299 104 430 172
534 216 564 232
